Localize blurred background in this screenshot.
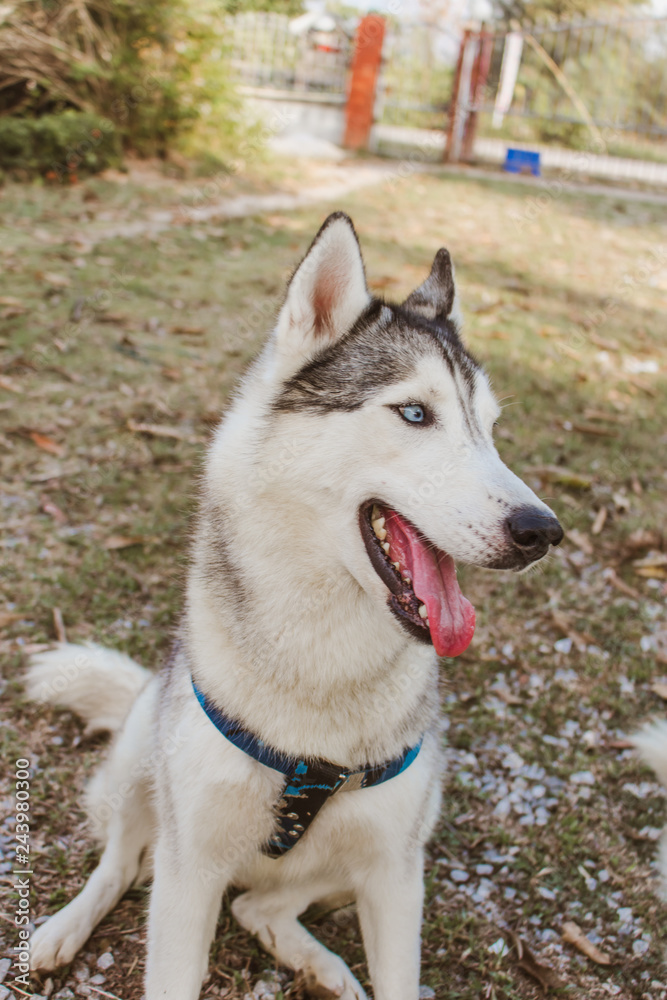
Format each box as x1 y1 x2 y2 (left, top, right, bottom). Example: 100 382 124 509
1 1 666 999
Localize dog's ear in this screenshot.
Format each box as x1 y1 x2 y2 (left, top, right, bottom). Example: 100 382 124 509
275 212 370 360
402 248 461 328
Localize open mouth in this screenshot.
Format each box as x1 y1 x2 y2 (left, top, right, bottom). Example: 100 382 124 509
359 501 476 658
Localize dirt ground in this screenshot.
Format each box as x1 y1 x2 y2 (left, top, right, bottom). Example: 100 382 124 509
1 157 666 1000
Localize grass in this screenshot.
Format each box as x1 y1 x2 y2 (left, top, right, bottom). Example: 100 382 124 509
1 158 666 1000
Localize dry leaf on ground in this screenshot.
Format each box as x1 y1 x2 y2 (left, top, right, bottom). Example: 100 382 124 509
40 271 71 288
591 508 607 535
651 682 667 700
509 931 564 991
0 612 24 628
562 920 612 965
626 528 662 551
0 374 22 393
28 430 65 456
566 529 593 555
634 551 667 579
104 535 149 550
525 465 593 490
40 495 67 524
127 419 203 442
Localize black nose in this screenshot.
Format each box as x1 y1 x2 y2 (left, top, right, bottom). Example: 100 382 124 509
506 508 564 558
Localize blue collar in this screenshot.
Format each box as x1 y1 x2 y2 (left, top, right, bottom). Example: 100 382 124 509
192 677 422 857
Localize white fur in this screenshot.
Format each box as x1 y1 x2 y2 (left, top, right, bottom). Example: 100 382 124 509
632 721 667 896
25 642 150 736
27 216 558 999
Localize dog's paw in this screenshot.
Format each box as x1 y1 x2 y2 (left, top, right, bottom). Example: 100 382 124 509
296 962 368 1000
30 913 84 971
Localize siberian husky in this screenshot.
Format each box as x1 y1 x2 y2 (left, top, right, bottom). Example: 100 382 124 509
26 212 563 999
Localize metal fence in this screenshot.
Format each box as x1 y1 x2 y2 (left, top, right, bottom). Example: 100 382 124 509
225 11 352 98
375 23 455 129
470 16 667 142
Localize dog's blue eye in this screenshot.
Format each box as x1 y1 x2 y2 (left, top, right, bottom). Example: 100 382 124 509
400 405 426 424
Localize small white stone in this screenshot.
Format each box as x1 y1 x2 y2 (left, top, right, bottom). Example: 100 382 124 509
633 938 650 957
554 637 572 654
476 863 493 875
538 886 557 901
450 869 469 883
570 770 595 785
96 952 114 970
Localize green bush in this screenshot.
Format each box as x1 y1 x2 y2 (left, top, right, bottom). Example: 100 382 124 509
0 111 122 178
0 1 249 167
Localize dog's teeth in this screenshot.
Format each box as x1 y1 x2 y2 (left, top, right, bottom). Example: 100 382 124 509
372 517 386 541
382 542 390 554
371 504 381 521
392 561 400 570
418 604 428 619
402 572 411 583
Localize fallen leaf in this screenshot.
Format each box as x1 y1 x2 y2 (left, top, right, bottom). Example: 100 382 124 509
171 324 206 337
96 312 131 324
40 496 67 525
571 422 618 438
562 920 612 965
550 609 593 650
103 535 148 550
634 551 667 579
0 296 23 307
566 529 593 556
509 931 564 990
1 306 26 320
0 612 24 627
40 271 71 288
52 607 67 643
28 431 65 457
589 333 619 351
525 465 592 490
0 375 22 393
591 508 607 535
369 276 399 290
605 569 643 601
651 682 667 700
613 491 631 513
127 419 203 442
583 408 627 424
626 528 662 551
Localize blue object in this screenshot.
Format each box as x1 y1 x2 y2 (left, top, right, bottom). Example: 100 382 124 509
192 676 422 857
504 148 541 176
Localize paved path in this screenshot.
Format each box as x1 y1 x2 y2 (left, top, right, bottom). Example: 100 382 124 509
372 124 667 188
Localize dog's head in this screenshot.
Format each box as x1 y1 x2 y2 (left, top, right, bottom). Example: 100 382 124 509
257 212 563 657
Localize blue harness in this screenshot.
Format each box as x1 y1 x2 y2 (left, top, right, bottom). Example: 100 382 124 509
192 677 422 857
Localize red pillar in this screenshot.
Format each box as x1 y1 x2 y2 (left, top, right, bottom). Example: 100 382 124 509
343 15 386 151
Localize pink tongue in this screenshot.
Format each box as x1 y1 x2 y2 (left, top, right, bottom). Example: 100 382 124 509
385 510 476 658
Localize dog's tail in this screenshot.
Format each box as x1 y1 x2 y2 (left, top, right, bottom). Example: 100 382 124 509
632 720 667 789
25 642 151 736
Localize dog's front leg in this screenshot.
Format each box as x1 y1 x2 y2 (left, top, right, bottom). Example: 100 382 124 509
144 833 228 1000
356 847 424 1000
